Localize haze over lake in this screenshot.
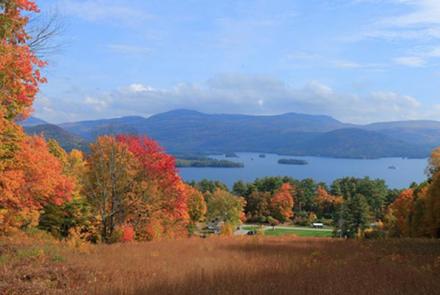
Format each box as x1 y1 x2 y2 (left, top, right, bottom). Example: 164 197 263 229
179 153 428 189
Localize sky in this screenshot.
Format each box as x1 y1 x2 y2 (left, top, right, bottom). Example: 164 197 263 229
34 0 440 124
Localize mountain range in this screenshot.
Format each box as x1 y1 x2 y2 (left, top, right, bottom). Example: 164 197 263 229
20 109 440 158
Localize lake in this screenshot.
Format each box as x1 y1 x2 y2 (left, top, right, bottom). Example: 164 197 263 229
178 152 428 189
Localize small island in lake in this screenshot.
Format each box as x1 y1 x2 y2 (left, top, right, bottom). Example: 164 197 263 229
225 152 239 158
278 158 308 165
176 156 243 168
388 165 397 170
259 154 266 158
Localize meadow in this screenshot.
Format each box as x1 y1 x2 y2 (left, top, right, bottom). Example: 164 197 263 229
241 225 333 237
1 233 439 295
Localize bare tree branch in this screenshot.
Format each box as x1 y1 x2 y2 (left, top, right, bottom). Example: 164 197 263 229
26 9 65 58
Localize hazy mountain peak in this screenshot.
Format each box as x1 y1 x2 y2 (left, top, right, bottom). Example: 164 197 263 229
18 116 48 127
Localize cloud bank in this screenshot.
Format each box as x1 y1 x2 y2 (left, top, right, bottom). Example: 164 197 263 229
35 74 439 124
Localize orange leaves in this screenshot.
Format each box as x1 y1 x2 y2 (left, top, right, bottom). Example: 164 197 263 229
121 225 135 242
1 1 48 233
86 135 192 242
270 183 295 223
15 136 74 209
0 0 45 120
0 136 75 232
315 186 343 215
118 135 189 223
388 189 414 237
15 0 39 12
186 184 207 223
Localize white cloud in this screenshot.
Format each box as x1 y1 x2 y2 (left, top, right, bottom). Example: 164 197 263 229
127 83 155 93
352 0 440 67
393 56 426 67
381 0 440 27
35 74 440 124
392 45 440 67
359 0 440 41
84 96 109 111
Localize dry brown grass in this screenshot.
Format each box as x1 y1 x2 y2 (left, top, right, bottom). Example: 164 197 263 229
1 233 440 295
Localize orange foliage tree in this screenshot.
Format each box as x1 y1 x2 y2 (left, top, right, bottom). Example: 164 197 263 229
270 183 295 223
85 136 138 242
186 184 207 224
85 135 190 242
315 186 343 217
1 136 74 231
0 0 50 233
117 135 189 240
386 189 414 237
0 0 45 166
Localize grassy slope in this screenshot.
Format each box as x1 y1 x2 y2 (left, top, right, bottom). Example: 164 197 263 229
1 233 440 294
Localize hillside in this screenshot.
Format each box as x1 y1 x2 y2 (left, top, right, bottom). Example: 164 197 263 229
18 117 47 127
365 120 440 148
297 128 429 158
55 110 438 158
24 124 89 152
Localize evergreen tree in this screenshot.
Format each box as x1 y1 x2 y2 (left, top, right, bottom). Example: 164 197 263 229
336 194 370 238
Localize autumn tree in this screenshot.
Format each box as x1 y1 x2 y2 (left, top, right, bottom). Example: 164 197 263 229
1 136 74 231
186 184 207 223
315 186 343 218
426 147 440 179
190 179 229 193
0 0 45 154
117 135 189 240
244 191 272 223
0 0 47 233
270 183 294 223
206 189 245 227
39 142 93 240
407 184 430 237
386 189 414 237
85 136 138 242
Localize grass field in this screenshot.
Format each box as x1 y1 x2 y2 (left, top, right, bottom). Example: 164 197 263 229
242 225 333 237
1 233 440 295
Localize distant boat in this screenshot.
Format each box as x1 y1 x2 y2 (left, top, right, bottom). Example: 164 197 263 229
388 165 397 170
259 154 266 158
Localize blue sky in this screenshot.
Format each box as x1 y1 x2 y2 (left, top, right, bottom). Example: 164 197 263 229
34 0 440 123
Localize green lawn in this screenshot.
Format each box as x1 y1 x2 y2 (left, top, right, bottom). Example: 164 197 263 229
241 225 333 238
264 228 332 237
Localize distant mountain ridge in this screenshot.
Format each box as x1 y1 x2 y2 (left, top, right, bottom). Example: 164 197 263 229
18 117 47 127
24 124 89 152
24 110 440 158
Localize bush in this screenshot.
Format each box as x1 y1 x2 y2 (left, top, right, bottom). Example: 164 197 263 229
121 225 135 242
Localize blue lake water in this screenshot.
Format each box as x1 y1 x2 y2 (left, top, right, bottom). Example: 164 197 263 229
178 153 428 189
